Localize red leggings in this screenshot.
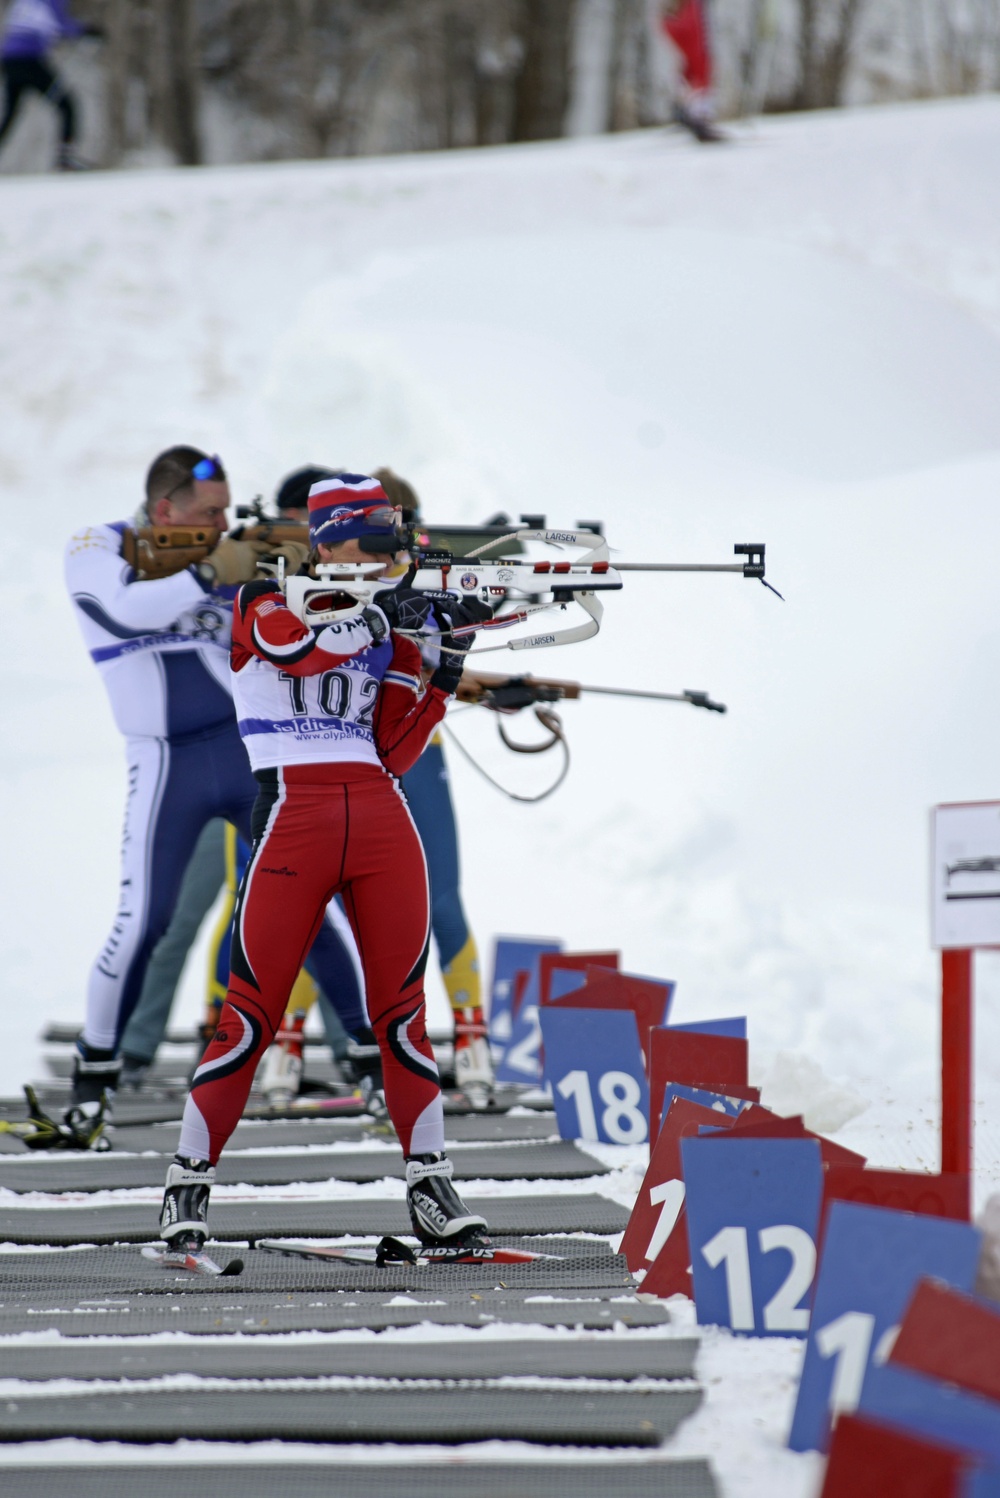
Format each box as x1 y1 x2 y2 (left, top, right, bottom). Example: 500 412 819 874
177 762 444 1163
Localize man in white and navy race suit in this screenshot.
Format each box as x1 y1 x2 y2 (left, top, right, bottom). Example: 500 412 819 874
60 447 302 1144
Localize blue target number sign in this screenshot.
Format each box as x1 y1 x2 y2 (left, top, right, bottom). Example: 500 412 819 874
682 1136 824 1336
789 1199 982 1453
491 940 561 1084
488 937 561 1056
539 1006 649 1145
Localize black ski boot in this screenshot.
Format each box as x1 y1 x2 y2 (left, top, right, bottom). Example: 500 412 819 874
345 1027 387 1118
63 1043 119 1149
159 1155 215 1252
405 1154 489 1246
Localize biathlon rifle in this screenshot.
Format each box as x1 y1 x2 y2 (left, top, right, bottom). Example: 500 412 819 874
284 516 780 655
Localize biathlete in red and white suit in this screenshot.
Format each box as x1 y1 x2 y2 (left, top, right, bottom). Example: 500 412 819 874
159 474 490 1253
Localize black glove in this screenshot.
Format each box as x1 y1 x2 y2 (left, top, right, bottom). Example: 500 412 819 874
430 630 474 694
429 597 490 692
372 586 436 633
486 678 541 711
430 596 493 632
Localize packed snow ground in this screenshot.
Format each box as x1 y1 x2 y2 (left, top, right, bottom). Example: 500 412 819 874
3 97 1000 1496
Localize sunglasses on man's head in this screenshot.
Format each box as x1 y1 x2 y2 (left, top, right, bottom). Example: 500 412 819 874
191 454 226 481
162 454 227 504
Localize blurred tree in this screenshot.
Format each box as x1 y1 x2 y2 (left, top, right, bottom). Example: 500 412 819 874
793 0 866 108
933 0 1000 94
512 0 577 139
157 0 202 163
608 0 652 131
103 0 130 163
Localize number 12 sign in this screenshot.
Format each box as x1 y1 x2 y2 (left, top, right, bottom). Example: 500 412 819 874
681 1136 824 1336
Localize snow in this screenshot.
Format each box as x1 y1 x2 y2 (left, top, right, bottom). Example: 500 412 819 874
3 97 1000 1496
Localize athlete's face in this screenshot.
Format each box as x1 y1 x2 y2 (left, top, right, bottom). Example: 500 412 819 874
317 514 407 575
155 479 231 532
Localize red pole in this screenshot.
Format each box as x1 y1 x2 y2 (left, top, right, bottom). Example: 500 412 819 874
941 948 973 1218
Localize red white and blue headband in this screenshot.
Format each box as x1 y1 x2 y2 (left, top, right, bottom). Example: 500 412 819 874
307 474 396 548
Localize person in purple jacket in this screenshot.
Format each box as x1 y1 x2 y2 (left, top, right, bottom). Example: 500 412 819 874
0 0 101 170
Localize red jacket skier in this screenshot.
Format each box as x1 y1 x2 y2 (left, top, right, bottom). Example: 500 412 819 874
157 474 491 1263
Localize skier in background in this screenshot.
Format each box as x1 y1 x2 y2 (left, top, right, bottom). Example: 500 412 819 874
0 0 101 170
374 467 494 1109
54 446 309 1148
116 817 362 1102
659 0 724 144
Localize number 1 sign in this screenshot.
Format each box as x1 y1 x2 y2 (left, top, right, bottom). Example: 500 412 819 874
620 1096 739 1282
788 1199 982 1453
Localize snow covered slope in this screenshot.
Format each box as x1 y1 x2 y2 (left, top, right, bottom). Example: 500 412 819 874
4 96 1000 1498
3 97 1000 1168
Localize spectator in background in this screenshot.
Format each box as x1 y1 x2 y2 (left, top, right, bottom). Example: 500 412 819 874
0 0 101 171
660 0 724 144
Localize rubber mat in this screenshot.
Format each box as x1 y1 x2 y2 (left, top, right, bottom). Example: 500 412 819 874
0 1141 603 1193
0 1237 633 1294
96 1112 559 1154
109 1119 370 1151
0 1291 669 1337
0 1193 627 1245
0 1461 718 1498
45 1054 348 1085
42 1022 455 1048
0 1333 700 1382
0 1088 553 1125
0 1384 702 1446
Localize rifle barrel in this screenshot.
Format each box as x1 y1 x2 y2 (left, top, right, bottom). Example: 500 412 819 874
580 685 713 706
614 562 746 573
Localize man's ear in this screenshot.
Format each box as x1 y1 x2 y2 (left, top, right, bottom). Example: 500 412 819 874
149 497 172 525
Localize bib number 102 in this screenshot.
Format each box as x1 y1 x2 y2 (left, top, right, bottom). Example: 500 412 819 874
556 1068 648 1144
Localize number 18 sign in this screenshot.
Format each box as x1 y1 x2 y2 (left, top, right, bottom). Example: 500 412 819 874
539 1006 649 1145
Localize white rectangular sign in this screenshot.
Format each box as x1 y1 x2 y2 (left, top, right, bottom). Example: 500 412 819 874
932 801 1000 950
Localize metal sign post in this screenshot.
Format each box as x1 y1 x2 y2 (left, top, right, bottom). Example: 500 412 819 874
939 948 973 1200
931 801 1000 1218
